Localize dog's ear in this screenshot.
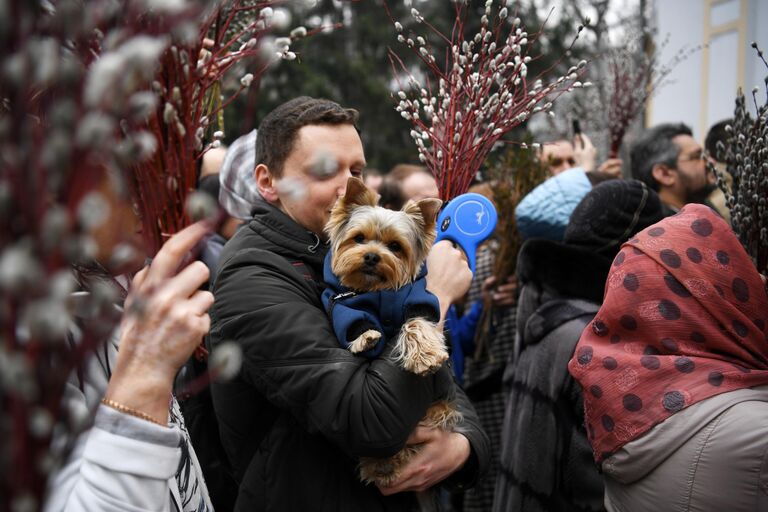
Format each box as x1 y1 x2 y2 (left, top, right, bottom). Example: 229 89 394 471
403 198 442 259
342 177 378 209
403 198 442 231
417 198 442 229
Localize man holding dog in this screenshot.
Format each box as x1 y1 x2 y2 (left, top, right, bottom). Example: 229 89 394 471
209 97 489 510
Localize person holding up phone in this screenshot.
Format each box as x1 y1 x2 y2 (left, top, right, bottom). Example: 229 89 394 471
575 120 623 177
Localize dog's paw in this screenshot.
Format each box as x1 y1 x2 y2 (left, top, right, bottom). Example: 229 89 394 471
396 318 448 375
359 457 398 487
349 329 382 354
359 446 418 487
402 347 448 376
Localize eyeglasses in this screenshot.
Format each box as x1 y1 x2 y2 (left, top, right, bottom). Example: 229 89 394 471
548 156 576 168
677 149 705 164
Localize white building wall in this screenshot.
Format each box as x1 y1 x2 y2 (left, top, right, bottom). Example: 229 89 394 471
648 0 705 137
649 0 768 140
746 0 768 98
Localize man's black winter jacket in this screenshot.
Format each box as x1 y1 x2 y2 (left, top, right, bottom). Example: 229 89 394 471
209 200 489 511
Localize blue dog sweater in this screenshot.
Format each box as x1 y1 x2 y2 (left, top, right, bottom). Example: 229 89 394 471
321 251 441 358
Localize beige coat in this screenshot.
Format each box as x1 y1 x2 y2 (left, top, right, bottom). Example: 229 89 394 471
602 386 768 512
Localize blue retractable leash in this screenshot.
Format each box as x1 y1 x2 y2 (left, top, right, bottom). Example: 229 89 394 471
435 193 498 273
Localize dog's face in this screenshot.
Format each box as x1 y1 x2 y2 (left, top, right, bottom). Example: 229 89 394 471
326 177 441 292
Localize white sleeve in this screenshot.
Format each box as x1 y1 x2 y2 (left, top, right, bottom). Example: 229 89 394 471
44 398 182 512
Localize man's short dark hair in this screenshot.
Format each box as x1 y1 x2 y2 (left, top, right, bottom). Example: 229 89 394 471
377 179 404 210
255 96 359 177
705 119 732 163
629 123 692 190
197 173 220 203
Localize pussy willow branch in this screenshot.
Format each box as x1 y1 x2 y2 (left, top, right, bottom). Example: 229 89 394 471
387 0 587 200
714 43 768 273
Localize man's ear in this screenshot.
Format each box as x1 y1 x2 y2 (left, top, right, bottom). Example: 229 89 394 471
256 164 279 203
651 163 677 188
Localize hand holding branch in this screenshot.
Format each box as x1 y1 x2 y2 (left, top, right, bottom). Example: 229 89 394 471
104 222 214 424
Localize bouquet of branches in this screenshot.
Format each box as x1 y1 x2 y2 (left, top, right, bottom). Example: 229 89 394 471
714 43 768 275
548 25 700 161
0 1 309 508
602 34 700 158
130 0 312 254
473 137 548 358
0 3 199 507
387 0 587 200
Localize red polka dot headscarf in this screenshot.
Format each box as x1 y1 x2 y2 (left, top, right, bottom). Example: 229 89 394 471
568 204 768 463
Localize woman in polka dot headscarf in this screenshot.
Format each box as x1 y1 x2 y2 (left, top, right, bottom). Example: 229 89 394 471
569 203 768 512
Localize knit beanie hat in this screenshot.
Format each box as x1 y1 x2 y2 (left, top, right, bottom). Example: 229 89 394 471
218 129 261 220
564 179 664 258
515 167 593 241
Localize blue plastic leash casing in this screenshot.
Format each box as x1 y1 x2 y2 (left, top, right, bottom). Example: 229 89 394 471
435 193 497 273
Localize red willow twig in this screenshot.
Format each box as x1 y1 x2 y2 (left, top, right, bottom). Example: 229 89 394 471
601 34 700 158
385 1 587 200
0 2 316 509
0 3 205 509
128 0 312 255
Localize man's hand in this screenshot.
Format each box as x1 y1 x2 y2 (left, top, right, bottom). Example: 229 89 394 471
426 241 473 322
573 133 597 172
105 222 214 423
597 158 623 177
377 426 471 495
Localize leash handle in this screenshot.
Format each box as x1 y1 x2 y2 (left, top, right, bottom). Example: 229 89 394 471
435 193 497 273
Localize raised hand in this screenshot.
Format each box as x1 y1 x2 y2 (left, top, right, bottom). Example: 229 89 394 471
104 222 214 424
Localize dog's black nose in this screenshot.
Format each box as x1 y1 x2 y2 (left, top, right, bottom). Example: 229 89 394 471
363 252 380 266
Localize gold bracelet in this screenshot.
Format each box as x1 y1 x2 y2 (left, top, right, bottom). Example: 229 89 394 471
101 398 167 427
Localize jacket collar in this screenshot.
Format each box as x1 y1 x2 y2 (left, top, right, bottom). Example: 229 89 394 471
248 198 328 271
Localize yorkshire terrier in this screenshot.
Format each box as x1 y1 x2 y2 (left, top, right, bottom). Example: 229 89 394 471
322 177 462 488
